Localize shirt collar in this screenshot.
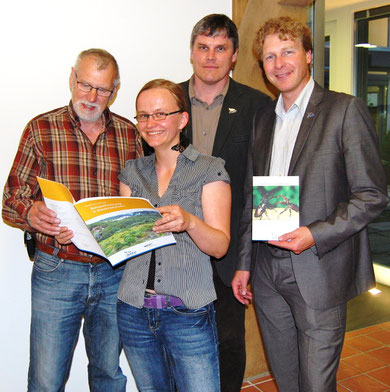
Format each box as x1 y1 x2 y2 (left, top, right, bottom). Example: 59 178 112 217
138 144 200 170
275 77 315 118
189 75 229 105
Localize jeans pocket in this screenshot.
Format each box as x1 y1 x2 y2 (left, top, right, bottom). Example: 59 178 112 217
171 304 210 317
33 250 63 273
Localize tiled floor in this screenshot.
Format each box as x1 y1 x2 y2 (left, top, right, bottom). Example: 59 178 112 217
241 321 390 392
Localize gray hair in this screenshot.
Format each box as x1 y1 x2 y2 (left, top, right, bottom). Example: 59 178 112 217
74 48 120 87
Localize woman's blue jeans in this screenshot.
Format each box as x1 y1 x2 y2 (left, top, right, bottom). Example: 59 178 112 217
117 299 220 392
28 249 126 392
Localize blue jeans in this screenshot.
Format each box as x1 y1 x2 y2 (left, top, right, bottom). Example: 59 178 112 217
28 249 126 392
117 299 220 392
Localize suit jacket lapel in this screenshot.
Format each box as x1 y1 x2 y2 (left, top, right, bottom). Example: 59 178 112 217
254 104 276 176
288 83 324 174
212 79 242 156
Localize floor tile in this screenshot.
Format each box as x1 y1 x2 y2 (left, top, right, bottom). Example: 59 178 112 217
346 335 383 351
255 379 279 392
242 321 390 392
366 347 390 364
250 375 273 384
368 366 390 387
346 325 383 338
241 386 261 391
343 352 386 372
367 329 390 345
242 381 251 387
345 329 367 339
337 361 361 380
337 385 352 392
340 374 389 392
341 343 362 358
380 321 390 329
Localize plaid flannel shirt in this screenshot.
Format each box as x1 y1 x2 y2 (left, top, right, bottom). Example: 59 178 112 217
2 102 142 257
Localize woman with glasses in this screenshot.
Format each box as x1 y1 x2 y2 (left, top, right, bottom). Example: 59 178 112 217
116 79 231 392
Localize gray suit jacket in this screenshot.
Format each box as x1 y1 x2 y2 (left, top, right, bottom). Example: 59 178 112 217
238 83 389 309
180 78 270 286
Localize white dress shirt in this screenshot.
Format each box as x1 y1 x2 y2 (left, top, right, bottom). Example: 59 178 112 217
269 78 315 176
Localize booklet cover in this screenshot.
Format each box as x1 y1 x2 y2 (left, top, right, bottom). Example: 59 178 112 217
37 177 176 266
252 176 299 241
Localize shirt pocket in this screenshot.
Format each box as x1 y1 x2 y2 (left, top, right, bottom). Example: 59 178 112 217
170 188 201 215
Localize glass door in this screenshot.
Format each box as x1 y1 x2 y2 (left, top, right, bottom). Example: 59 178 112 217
355 5 390 268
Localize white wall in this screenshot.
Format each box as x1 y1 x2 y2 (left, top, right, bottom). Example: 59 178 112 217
325 0 389 94
0 1 231 390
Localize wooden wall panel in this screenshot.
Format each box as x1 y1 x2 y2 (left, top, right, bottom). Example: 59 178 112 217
231 0 313 380
233 0 310 98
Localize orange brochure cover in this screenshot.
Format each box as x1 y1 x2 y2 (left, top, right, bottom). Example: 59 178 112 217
37 177 176 266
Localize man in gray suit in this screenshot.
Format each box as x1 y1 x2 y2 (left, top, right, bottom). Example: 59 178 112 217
180 14 270 392
232 16 388 392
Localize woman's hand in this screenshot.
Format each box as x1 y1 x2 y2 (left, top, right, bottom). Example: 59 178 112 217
154 205 193 233
55 226 74 245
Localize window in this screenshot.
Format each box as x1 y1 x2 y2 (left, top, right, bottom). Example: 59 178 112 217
355 5 390 268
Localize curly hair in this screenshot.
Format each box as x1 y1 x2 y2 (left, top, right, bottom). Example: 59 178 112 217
254 16 312 61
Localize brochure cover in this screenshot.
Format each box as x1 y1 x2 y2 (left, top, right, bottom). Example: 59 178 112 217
37 177 176 266
252 176 299 241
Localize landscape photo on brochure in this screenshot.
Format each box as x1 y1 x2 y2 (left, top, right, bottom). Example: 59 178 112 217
252 176 300 241
37 177 176 266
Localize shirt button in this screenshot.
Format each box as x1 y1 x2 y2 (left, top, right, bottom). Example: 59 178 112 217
158 262 161 266
157 279 161 283
154 204 158 207
94 192 98 197
202 131 207 136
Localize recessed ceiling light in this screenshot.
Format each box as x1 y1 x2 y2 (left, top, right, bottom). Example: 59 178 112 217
355 43 378 48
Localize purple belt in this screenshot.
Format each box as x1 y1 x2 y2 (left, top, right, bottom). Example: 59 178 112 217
144 293 184 309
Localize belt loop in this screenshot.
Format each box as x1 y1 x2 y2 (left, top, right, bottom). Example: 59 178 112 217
52 247 60 258
156 296 163 309
166 295 171 307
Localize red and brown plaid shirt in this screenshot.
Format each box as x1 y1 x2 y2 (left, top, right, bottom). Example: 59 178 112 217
2 102 142 256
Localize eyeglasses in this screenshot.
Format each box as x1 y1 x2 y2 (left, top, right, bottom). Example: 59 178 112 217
74 72 113 97
134 110 182 122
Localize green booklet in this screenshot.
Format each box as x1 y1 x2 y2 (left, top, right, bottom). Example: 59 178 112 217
252 176 299 241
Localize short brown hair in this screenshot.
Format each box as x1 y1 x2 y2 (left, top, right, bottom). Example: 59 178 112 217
190 14 239 53
75 48 120 87
254 16 312 61
136 79 188 113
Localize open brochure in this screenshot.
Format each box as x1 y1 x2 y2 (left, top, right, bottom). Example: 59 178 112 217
252 176 299 241
37 177 176 266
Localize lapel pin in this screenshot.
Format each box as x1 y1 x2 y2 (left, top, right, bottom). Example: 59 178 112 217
228 108 237 114
307 112 315 118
